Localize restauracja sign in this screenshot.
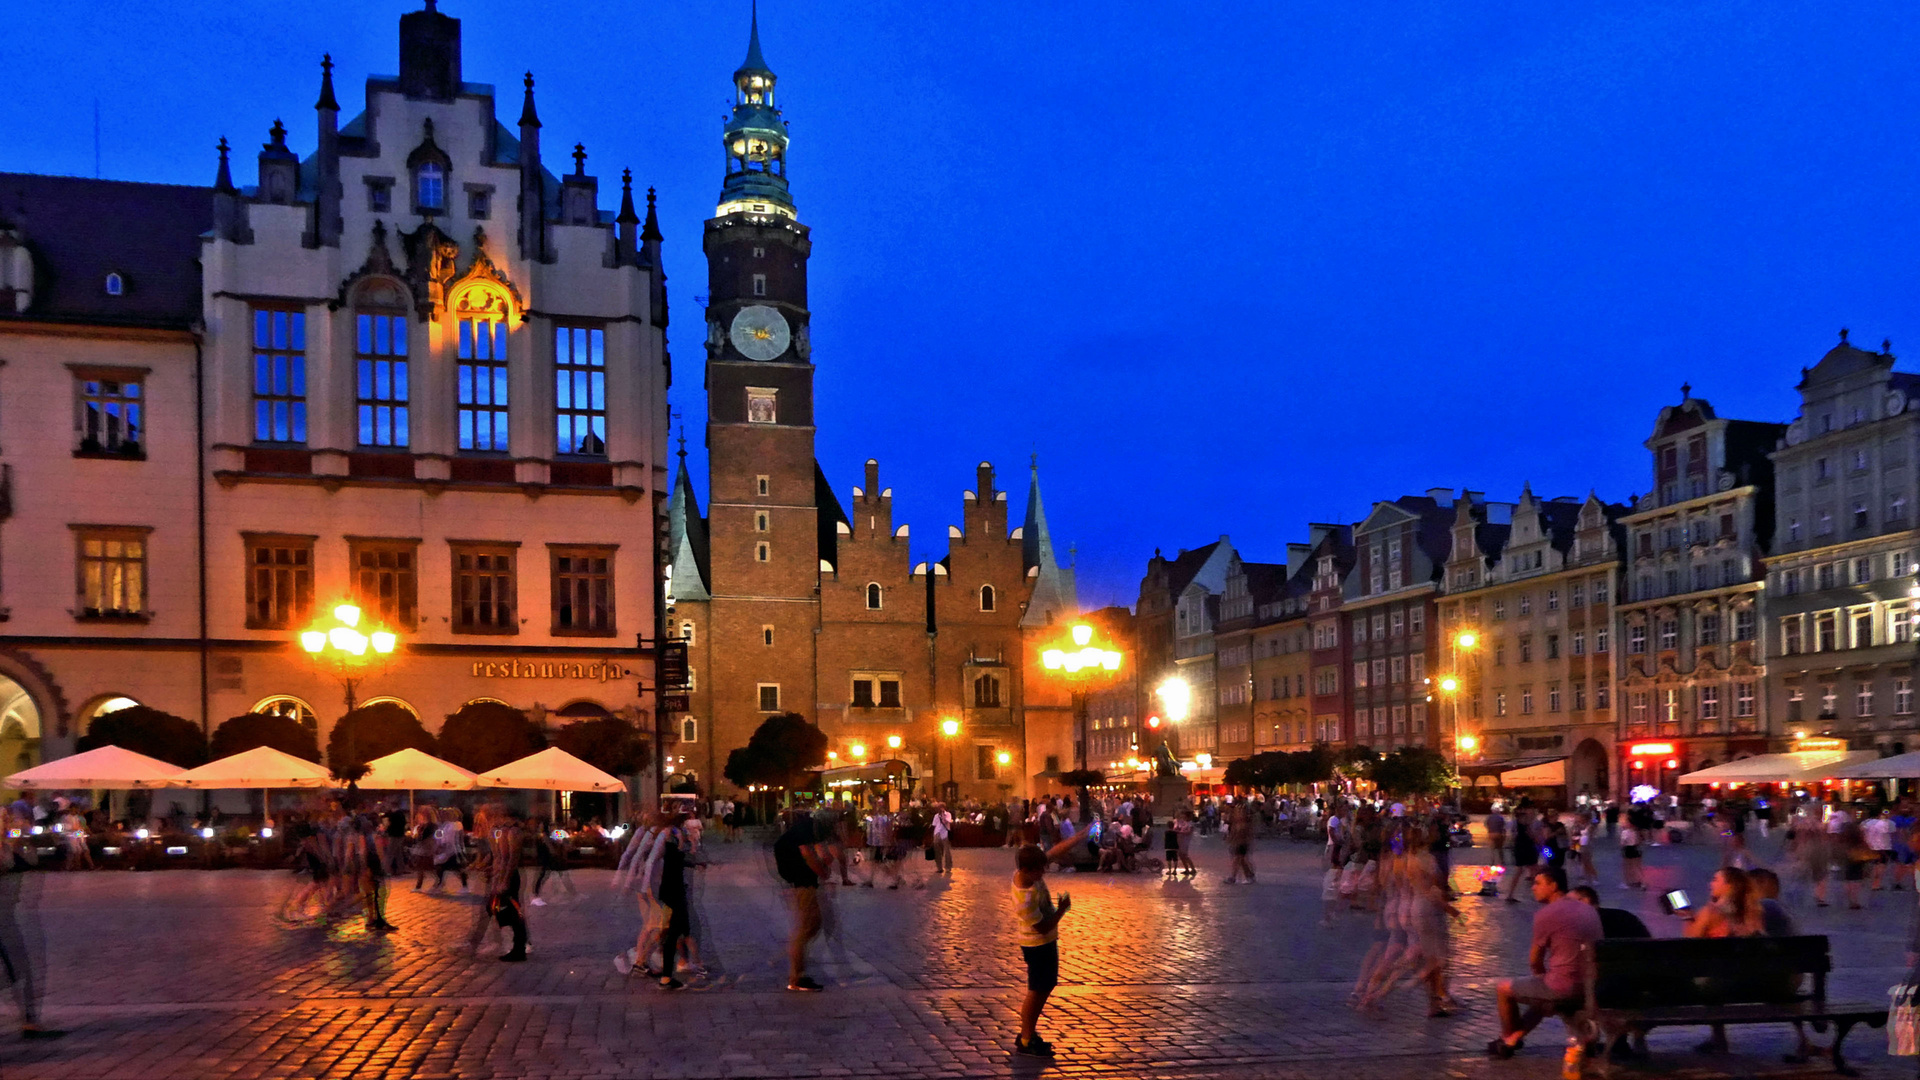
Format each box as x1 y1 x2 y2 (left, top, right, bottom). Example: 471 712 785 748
469 659 626 683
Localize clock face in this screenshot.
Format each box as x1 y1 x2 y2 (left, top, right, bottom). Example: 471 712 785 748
728 305 791 362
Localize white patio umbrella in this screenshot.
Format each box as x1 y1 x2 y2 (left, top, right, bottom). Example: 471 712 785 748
4 745 184 790
355 747 476 813
1826 750 1920 780
475 747 624 792
171 746 336 826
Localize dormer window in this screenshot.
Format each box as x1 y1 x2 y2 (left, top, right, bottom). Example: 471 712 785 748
104 272 123 296
416 162 446 212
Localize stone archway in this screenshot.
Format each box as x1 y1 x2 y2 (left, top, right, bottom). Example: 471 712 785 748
0 673 46 791
1570 738 1610 798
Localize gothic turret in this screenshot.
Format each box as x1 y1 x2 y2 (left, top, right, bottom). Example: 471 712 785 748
212 137 250 243
517 71 547 260
310 54 342 247
1021 461 1078 627
256 119 299 205
717 2 794 219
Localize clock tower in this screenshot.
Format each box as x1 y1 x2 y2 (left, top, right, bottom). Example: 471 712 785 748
700 4 821 744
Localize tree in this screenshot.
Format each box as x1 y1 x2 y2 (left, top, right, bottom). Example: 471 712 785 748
436 701 546 773
1223 756 1261 789
78 705 208 768
552 716 649 777
1368 746 1455 798
722 712 826 793
209 712 321 762
326 701 435 780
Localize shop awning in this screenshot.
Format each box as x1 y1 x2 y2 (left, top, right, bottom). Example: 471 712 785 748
1678 750 1882 785
356 748 477 790
1828 750 1920 780
1459 756 1562 782
818 759 913 788
1501 759 1568 787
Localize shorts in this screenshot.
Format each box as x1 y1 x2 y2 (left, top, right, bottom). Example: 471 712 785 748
1021 940 1060 994
1842 861 1868 882
1232 843 1250 858
1508 975 1577 1007
870 845 894 863
1621 845 1641 860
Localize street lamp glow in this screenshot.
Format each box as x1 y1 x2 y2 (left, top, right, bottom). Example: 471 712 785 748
1457 734 1478 753
850 743 867 758
1456 631 1477 649
827 750 838 761
1042 649 1065 670
997 751 1011 765
1196 752 1213 768
369 631 397 654
333 603 361 628
940 718 960 738
299 630 327 653
886 734 902 749
1439 675 1460 693
1157 677 1191 723
1071 624 1093 647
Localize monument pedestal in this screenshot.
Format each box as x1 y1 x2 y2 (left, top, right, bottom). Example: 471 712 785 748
1151 775 1192 816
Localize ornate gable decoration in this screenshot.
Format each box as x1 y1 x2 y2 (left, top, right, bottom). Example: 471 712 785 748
335 221 411 312
447 226 525 325
399 221 461 317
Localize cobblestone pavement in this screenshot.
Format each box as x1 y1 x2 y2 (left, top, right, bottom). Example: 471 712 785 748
2 827 1916 1079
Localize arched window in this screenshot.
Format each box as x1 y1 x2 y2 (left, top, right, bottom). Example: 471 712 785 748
866 583 882 610
251 695 316 727
974 674 1002 708
416 162 445 211
457 299 509 450
680 717 698 743
679 620 696 646
355 307 409 447
357 695 418 717
104 272 124 296
980 584 995 612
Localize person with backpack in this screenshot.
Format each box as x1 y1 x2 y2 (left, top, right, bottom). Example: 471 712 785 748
773 809 833 992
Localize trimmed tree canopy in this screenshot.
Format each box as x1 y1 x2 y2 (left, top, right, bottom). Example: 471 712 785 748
78 704 208 768
552 716 649 777
722 712 825 791
1368 746 1455 798
436 701 546 773
327 701 435 780
210 712 321 762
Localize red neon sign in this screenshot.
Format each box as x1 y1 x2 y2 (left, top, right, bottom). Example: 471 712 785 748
1628 743 1675 756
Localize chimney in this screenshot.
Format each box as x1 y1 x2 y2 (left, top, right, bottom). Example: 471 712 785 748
398 1 462 102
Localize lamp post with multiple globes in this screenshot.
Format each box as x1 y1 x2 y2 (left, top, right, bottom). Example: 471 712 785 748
299 603 400 777
1429 629 1479 807
1040 622 1124 773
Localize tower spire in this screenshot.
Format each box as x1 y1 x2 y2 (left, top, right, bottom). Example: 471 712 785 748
739 0 772 76
315 53 340 111
214 137 235 193
518 71 541 128
716 2 793 219
1020 460 1079 627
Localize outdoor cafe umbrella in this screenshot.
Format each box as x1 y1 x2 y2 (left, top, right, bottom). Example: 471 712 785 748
3 744 184 790
1827 750 1920 781
355 747 476 812
170 745 336 826
475 746 624 820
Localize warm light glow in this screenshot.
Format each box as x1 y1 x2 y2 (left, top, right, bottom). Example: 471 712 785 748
1629 742 1675 756
1456 631 1477 649
370 631 397 654
1101 650 1121 671
1458 734 1478 752
1196 752 1213 768
1146 715 1161 729
1157 678 1191 722
1126 757 1141 770
827 751 839 760
300 631 327 653
850 743 867 758
997 751 1011 765
1666 759 1680 769
333 604 361 628
328 626 368 655
1439 676 1460 693
1042 649 1065 670
260 827 273 839
941 718 960 738
1071 624 1093 647
886 735 902 749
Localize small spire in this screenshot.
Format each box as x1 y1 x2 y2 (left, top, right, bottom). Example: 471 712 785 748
676 424 687 459
572 142 587 176
642 186 663 241
1840 327 1851 343
1680 381 1691 400
617 168 639 224
315 53 339 112
1885 338 1894 354
519 71 541 129
738 0 773 75
267 118 287 148
214 137 235 192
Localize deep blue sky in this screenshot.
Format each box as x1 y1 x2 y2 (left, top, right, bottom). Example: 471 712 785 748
10 2 1920 609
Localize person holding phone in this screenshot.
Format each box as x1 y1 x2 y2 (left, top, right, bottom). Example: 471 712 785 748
1011 831 1088 1056
1682 867 1764 1054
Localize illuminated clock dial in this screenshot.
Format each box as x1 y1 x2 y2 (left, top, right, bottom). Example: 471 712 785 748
728 305 791 361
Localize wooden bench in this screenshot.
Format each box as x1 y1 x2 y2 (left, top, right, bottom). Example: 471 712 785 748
1579 935 1887 1076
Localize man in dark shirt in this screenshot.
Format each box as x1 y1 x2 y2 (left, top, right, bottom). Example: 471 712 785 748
774 810 832 992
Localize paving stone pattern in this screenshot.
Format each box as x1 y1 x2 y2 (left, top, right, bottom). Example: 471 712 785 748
2 827 1916 1079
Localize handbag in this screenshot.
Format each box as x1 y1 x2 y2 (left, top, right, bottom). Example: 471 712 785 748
924 846 936 861
1890 983 1919 1056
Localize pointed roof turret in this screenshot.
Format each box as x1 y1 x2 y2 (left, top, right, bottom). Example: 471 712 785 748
642 185 663 242
737 0 773 77
214 137 235 193
666 431 711 603
617 168 639 225
315 53 340 111
1020 458 1079 628
518 71 541 128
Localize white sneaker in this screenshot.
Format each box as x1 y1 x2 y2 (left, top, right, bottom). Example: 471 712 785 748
530 897 547 907
613 953 633 975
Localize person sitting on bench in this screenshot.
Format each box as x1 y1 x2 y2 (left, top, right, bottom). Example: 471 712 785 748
1488 866 1603 1059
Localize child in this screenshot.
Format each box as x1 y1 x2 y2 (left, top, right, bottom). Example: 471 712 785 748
1011 832 1086 1056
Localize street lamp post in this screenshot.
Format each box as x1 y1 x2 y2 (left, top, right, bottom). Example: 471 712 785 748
299 603 399 778
1434 629 1478 809
940 717 960 802
1040 622 1124 773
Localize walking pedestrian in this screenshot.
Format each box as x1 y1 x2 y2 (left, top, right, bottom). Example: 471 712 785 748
1011 831 1087 1056
930 803 954 875
430 807 468 892
1618 818 1645 890
653 811 694 990
482 809 528 962
773 810 833 992
1225 801 1256 884
0 807 61 1040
